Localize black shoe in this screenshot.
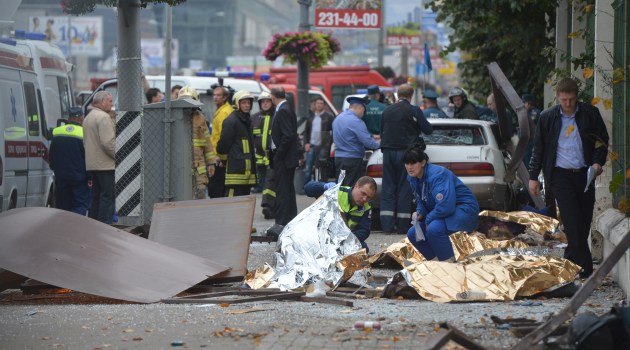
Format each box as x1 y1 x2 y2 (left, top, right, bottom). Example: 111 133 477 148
579 269 593 279
265 224 284 239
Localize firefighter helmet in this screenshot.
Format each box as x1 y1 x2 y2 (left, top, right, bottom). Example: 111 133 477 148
178 85 199 101
448 87 467 101
233 89 254 111
257 91 272 108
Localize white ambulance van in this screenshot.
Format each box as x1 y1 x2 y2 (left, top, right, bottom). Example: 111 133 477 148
0 30 74 212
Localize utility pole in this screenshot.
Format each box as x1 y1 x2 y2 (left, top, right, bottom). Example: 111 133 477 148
297 0 311 124
377 0 385 67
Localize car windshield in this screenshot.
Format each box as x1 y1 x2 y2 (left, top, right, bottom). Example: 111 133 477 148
424 125 486 145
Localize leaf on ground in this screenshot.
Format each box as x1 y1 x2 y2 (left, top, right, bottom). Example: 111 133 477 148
480 317 486 324
41 336 52 340
122 328 134 333
219 303 230 308
132 337 143 341
382 344 391 349
392 336 401 342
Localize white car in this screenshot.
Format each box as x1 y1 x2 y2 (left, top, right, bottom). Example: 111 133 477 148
366 119 519 217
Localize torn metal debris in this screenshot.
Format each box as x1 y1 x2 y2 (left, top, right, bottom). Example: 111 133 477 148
479 210 559 235
149 196 255 279
0 207 229 303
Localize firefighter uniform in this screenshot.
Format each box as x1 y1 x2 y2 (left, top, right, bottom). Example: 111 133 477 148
192 109 216 199
217 90 257 197
250 92 274 191
179 86 216 199
49 116 91 215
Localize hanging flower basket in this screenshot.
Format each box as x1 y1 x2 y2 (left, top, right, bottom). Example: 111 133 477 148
263 31 341 69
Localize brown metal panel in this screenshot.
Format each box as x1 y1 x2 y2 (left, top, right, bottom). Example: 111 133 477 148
0 207 229 303
149 196 255 279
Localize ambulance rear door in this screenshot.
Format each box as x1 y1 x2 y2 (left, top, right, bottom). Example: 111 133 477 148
21 72 49 206
0 67 29 209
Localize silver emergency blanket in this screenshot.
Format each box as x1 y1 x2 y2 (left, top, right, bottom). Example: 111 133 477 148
266 184 364 290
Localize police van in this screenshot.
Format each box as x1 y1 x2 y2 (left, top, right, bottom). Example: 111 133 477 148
0 30 74 211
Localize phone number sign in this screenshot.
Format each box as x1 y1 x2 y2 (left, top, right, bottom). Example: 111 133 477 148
315 9 381 29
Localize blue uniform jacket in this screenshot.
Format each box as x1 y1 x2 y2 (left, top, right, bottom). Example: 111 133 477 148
332 109 380 158
49 122 89 182
423 106 448 119
407 163 478 232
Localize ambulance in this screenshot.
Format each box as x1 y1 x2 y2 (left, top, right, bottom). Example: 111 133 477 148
0 30 74 211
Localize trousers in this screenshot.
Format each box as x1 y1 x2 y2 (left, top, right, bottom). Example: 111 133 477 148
88 170 115 224
381 149 413 234
55 178 91 216
407 218 455 261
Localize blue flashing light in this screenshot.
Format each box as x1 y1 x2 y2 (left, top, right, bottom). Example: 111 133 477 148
195 71 254 79
196 71 216 77
260 73 270 82
14 30 46 41
0 37 17 46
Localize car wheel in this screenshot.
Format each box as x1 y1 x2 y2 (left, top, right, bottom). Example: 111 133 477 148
8 192 17 210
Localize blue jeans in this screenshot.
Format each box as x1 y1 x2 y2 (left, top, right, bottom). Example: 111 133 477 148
407 218 455 261
303 145 321 184
55 178 91 216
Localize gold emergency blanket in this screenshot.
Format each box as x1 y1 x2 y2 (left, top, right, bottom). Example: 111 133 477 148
247 183 364 291
396 255 580 303
450 232 528 260
480 210 559 235
369 233 527 268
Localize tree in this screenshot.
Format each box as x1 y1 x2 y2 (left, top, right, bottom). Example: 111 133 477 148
61 0 186 15
426 0 557 104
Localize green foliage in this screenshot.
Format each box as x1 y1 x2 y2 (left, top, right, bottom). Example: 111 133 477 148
610 172 624 194
426 0 557 104
61 0 187 15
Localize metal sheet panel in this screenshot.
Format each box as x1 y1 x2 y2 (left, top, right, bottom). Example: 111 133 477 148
0 207 229 303
149 196 256 279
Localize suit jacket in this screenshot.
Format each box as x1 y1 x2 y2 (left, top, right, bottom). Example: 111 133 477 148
271 101 299 169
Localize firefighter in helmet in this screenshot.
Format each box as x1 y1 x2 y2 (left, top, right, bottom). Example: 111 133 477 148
217 89 257 197
178 86 216 199
448 87 478 120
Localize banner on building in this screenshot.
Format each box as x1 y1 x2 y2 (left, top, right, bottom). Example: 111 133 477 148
314 0 382 29
141 39 179 70
29 16 103 57
385 0 421 47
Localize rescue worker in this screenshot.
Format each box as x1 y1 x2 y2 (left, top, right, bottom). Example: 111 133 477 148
208 85 234 198
363 85 387 137
217 90 257 197
250 92 274 193
303 176 377 252
177 86 216 199
49 107 91 215
422 90 448 119
448 87 478 120
404 141 479 261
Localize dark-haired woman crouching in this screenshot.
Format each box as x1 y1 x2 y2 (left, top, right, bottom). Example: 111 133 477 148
403 142 479 261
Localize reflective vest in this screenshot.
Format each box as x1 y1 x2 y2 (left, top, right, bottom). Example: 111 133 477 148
337 186 371 231
251 110 272 166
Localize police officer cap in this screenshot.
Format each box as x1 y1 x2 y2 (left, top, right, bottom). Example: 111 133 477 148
346 95 370 106
423 89 439 99
367 85 380 95
68 106 83 118
521 93 535 103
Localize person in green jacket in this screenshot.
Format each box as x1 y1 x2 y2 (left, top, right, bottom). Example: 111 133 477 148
363 85 387 138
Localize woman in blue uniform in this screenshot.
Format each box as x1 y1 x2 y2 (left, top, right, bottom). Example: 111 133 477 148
404 142 479 261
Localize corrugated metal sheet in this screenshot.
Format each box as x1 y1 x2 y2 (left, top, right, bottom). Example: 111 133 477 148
0 207 229 303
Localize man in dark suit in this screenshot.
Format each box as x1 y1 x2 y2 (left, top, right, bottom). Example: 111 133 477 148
267 87 299 236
